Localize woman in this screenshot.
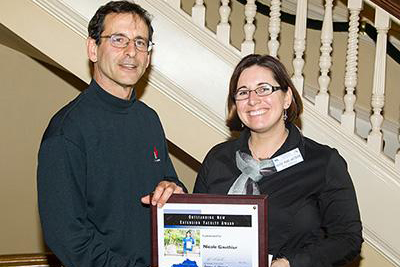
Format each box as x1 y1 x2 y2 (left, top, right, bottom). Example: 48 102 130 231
193 54 363 267
182 230 195 256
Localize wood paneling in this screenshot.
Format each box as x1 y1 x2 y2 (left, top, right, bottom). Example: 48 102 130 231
0 253 62 267
370 0 400 20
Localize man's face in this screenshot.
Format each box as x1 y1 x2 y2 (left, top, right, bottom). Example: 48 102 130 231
87 13 150 96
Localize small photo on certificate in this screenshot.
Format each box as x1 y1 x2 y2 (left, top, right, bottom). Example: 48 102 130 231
164 229 201 257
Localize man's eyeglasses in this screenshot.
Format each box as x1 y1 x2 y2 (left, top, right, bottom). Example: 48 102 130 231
234 83 283 101
100 34 154 52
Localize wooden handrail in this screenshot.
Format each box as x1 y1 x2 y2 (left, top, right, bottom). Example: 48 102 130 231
370 0 400 20
0 253 62 266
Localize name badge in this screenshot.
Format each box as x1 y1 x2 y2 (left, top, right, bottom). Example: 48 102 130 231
272 148 304 172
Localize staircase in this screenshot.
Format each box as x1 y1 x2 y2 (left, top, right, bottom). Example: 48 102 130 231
1 0 399 265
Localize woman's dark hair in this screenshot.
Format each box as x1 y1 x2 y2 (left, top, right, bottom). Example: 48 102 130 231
226 54 303 131
88 1 153 45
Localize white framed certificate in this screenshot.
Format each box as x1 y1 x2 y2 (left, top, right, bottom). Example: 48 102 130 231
151 194 268 267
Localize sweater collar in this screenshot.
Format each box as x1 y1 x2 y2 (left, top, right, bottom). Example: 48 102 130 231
89 79 136 112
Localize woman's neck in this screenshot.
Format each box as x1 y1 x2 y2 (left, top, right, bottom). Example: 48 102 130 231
248 124 288 161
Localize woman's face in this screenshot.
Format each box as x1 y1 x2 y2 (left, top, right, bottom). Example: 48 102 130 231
235 65 292 134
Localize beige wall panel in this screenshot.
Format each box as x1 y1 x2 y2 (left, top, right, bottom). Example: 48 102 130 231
169 148 199 193
0 0 91 83
0 44 82 254
358 243 397 267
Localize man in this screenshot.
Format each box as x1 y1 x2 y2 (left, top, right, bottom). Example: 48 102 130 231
37 1 185 266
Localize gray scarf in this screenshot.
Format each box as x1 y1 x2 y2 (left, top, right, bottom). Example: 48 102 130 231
228 151 277 195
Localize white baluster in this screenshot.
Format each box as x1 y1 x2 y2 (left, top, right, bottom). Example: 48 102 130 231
367 7 390 153
165 0 180 10
315 0 333 115
291 0 307 95
241 0 257 57
192 0 205 28
341 0 363 133
217 0 231 45
268 0 281 57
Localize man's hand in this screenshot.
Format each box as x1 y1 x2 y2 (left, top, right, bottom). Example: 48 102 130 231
141 181 184 208
271 258 290 267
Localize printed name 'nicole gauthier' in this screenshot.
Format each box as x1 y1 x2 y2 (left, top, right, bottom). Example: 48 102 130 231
203 244 238 249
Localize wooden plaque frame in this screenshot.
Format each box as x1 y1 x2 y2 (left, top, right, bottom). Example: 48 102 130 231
150 193 268 267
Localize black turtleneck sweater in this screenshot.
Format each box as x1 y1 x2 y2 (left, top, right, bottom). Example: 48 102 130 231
37 80 184 267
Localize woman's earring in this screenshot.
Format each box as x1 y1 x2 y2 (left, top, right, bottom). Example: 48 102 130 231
283 109 288 121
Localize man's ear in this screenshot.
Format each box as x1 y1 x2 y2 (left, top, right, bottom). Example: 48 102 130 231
87 38 98 63
145 52 151 68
